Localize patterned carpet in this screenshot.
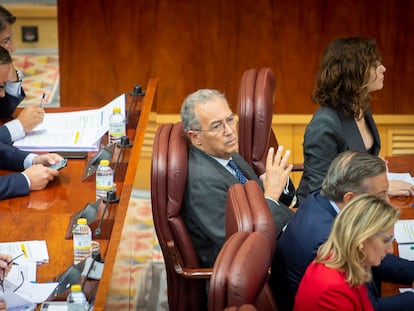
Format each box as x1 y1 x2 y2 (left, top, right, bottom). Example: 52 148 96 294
13 54 60 107
105 189 169 310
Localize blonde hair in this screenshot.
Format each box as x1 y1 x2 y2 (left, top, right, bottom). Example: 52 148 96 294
316 194 399 286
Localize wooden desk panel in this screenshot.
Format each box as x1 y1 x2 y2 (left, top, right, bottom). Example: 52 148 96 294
382 156 414 297
0 79 157 310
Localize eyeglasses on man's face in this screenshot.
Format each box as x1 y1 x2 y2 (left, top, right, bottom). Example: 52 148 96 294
194 114 238 134
0 35 13 48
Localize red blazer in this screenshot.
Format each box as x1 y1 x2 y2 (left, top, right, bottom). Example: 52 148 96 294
294 261 374 311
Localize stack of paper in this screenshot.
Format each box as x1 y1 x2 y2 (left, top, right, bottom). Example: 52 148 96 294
387 172 414 185
0 240 49 264
394 220 414 260
0 240 59 310
13 94 126 152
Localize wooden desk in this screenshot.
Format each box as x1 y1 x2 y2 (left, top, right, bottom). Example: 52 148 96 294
382 156 414 297
0 79 157 310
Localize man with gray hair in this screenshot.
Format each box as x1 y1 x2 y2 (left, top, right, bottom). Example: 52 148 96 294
181 89 294 268
271 151 414 311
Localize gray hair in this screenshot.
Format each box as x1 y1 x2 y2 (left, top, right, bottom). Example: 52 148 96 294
321 151 387 202
180 89 228 133
0 5 16 32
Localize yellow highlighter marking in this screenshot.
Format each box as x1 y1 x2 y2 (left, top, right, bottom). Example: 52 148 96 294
74 131 80 144
20 243 28 258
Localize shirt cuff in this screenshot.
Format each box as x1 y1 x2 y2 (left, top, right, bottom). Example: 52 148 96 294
5 80 23 97
24 153 37 169
21 172 31 188
265 196 280 206
5 119 25 142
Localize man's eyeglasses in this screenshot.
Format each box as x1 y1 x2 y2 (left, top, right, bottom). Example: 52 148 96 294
0 269 24 293
0 35 13 48
194 114 238 134
377 232 396 246
0 253 25 293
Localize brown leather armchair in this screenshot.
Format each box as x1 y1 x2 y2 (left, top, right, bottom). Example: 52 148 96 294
237 67 302 207
151 122 212 311
224 306 257 311
237 67 303 174
225 180 277 254
208 231 278 311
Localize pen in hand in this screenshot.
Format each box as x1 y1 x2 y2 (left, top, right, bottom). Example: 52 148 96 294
40 93 46 107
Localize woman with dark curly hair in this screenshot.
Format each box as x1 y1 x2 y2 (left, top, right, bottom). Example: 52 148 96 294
297 37 414 201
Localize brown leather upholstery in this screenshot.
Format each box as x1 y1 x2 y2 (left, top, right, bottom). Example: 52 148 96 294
225 180 277 254
224 305 257 311
151 122 212 311
237 68 303 173
208 231 278 311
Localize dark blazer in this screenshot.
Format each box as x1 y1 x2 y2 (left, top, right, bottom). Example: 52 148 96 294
297 106 381 201
271 192 414 311
0 91 25 119
183 146 293 268
0 124 11 143
0 132 31 199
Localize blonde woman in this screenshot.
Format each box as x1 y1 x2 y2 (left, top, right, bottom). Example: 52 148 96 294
294 194 399 311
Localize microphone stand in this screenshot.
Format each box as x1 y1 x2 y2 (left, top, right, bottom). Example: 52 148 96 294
94 190 116 238
125 84 145 126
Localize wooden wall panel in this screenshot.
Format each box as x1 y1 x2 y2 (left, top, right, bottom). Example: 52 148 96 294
58 0 414 115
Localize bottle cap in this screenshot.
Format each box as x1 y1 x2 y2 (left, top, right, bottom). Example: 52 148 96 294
113 107 121 113
77 218 87 225
99 159 109 166
71 284 82 292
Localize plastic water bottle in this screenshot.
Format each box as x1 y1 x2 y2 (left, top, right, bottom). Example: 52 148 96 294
95 159 113 200
73 218 92 264
67 284 88 311
108 107 125 145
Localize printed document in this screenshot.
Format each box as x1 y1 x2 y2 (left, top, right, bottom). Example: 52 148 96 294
13 94 126 152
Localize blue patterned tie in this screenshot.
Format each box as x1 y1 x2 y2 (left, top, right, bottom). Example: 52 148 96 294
227 159 248 184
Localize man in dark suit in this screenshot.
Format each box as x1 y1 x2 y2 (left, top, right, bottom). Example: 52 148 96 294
0 46 63 200
271 151 414 311
0 5 45 142
180 89 294 268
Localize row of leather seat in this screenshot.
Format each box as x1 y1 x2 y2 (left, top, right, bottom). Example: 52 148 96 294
151 68 294 310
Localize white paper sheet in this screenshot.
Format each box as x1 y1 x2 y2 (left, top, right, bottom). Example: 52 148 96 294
13 94 125 152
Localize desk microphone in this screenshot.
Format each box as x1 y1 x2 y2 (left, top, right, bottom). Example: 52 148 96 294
126 84 145 126
94 190 116 238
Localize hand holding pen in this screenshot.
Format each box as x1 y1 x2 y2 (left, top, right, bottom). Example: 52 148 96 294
16 93 46 133
40 92 46 107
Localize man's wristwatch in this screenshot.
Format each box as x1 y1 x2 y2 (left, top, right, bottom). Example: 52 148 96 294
16 69 23 82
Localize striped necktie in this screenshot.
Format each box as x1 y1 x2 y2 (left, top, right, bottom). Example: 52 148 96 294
227 159 248 184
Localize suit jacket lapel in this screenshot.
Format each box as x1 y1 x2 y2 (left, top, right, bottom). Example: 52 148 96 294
340 112 367 152
339 108 380 154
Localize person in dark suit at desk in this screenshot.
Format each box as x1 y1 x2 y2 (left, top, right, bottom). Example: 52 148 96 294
0 5 45 142
272 151 414 311
180 89 294 268
0 46 63 200
297 37 414 202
